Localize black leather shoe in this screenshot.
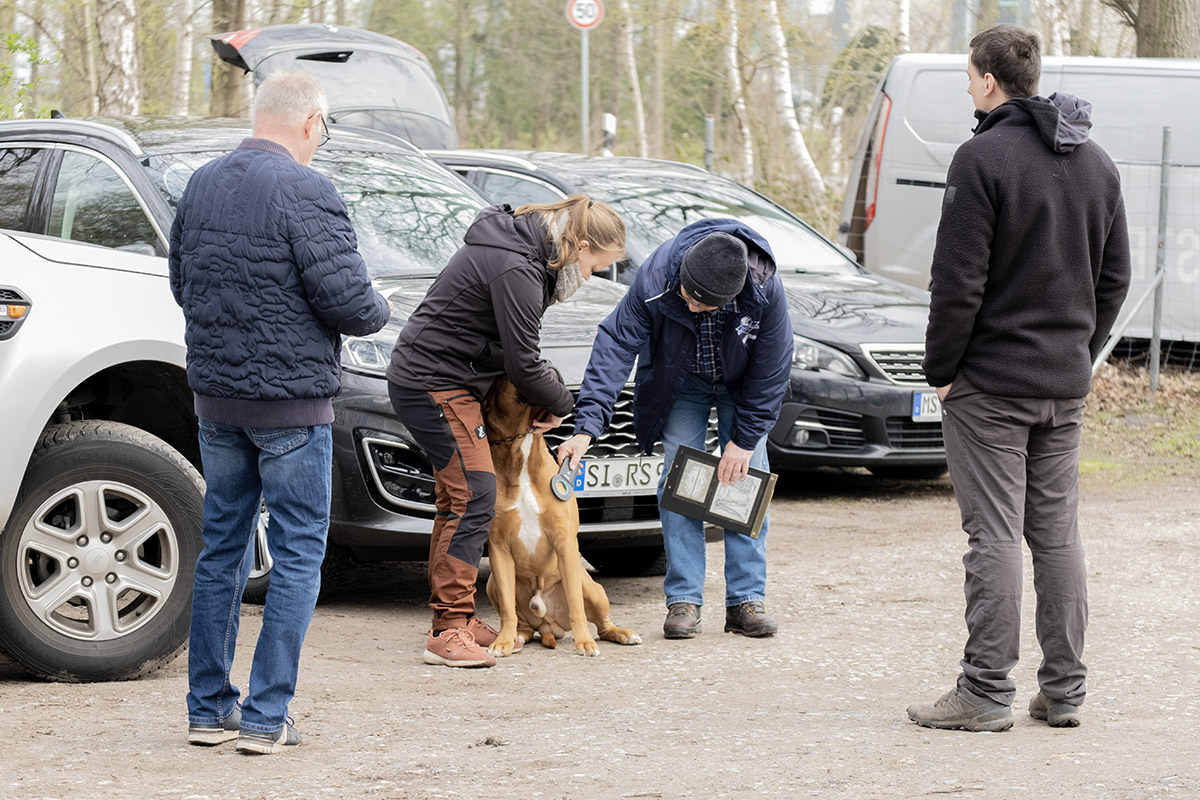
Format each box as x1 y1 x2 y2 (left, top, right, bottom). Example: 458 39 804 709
663 602 701 639
724 601 778 637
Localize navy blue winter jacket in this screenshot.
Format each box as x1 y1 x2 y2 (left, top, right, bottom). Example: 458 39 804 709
169 138 390 427
573 218 794 454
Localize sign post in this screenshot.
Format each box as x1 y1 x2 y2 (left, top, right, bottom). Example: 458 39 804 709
565 0 604 154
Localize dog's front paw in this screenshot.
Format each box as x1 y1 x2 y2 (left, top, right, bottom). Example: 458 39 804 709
488 638 519 658
574 638 599 657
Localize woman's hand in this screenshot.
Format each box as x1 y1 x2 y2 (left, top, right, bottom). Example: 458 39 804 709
557 433 593 471
530 414 565 435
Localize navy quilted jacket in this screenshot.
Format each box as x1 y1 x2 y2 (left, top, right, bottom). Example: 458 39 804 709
169 138 390 427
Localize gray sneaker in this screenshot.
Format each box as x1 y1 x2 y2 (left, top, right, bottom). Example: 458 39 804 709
907 687 1013 732
236 719 302 754
1029 691 1081 728
187 706 241 746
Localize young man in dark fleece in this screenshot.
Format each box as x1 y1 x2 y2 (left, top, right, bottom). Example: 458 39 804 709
908 24 1130 733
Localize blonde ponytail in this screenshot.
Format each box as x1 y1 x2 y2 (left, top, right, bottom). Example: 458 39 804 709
514 194 626 270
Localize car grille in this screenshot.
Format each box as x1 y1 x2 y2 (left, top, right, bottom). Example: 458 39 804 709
796 408 866 450
544 386 719 457
861 345 928 386
886 418 945 450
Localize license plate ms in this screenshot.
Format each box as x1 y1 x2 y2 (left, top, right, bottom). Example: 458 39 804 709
912 390 942 422
575 456 664 497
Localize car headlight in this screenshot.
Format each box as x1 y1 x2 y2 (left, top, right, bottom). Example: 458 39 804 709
792 335 866 379
341 335 392 376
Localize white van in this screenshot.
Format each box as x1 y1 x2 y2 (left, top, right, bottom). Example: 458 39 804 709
839 53 1200 341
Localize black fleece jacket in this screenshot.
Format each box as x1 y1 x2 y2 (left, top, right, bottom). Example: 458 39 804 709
922 94 1131 398
386 205 573 416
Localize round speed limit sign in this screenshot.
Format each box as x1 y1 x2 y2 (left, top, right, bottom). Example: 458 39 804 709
565 0 604 31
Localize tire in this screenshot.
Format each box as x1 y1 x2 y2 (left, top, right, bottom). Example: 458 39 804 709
867 464 949 481
582 545 668 577
0 421 204 682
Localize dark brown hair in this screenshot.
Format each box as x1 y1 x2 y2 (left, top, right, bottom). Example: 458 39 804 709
969 24 1041 99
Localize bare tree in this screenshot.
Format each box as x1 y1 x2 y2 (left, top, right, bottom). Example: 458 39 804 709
616 0 647 157
171 0 194 115
723 0 753 183
1104 0 1200 56
211 0 249 117
95 0 139 114
764 0 822 199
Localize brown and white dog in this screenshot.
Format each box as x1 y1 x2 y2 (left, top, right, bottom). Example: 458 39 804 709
482 378 642 656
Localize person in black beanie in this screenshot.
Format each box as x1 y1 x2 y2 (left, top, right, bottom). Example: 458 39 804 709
560 221 794 640
907 24 1130 734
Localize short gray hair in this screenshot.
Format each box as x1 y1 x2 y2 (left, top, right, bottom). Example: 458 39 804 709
251 70 329 129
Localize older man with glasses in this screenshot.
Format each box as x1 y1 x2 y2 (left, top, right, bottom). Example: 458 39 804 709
169 69 389 754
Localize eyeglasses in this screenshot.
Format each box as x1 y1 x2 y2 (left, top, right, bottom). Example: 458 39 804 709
317 114 330 148
678 286 718 313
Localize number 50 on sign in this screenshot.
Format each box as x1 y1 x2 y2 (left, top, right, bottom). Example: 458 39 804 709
566 0 605 30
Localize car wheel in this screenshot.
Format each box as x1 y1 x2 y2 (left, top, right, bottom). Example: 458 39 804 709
240 520 355 605
241 504 273 605
867 464 949 481
0 421 204 681
581 545 668 577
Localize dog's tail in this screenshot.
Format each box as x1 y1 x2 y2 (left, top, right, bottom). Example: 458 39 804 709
528 577 547 618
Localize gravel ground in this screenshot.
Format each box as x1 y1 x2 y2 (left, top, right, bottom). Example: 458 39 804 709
1 361 1196 800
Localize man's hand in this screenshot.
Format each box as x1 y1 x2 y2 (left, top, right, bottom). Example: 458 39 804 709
530 414 565 435
936 383 952 402
717 441 754 485
557 433 593 471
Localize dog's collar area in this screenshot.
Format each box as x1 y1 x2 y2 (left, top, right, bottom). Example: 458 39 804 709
488 431 532 446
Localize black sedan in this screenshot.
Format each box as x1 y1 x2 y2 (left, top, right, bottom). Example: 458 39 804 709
428 150 947 478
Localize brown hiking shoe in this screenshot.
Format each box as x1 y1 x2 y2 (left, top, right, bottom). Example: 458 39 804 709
422 627 497 668
663 602 701 639
466 617 522 652
724 601 779 637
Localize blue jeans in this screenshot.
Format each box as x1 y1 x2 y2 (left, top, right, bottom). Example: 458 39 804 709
656 373 770 608
187 421 332 735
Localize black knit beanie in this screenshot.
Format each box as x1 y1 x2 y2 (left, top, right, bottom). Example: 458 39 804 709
680 233 748 308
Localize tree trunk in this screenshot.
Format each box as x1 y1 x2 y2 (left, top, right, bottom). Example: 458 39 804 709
95 0 140 114
171 0 194 115
453 1 471 137
649 0 666 157
1137 0 1200 56
211 0 248 117
764 0 822 199
616 0 647 157
976 0 999 30
723 0 753 184
82 0 101 114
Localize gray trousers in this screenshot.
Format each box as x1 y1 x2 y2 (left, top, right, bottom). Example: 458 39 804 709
941 375 1088 708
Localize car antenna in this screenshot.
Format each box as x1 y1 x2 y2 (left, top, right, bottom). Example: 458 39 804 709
50 109 65 118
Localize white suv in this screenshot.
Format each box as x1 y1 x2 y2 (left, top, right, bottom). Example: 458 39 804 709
0 231 204 681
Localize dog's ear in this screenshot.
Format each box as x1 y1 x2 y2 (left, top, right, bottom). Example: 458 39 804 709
482 376 509 418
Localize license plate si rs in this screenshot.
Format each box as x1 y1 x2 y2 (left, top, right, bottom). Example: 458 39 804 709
574 456 664 497
912 390 942 422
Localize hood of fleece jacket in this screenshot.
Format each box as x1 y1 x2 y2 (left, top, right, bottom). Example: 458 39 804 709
977 93 1094 154
461 204 555 262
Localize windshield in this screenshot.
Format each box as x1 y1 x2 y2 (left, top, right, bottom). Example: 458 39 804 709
568 169 858 275
150 147 482 278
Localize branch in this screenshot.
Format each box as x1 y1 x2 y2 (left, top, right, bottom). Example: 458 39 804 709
1100 0 1137 29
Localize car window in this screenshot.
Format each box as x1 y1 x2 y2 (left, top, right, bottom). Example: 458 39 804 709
48 150 159 254
568 169 859 275
0 147 46 230
477 171 565 207
152 147 483 278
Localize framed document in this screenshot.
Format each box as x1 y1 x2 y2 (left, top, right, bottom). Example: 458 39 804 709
658 445 778 538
